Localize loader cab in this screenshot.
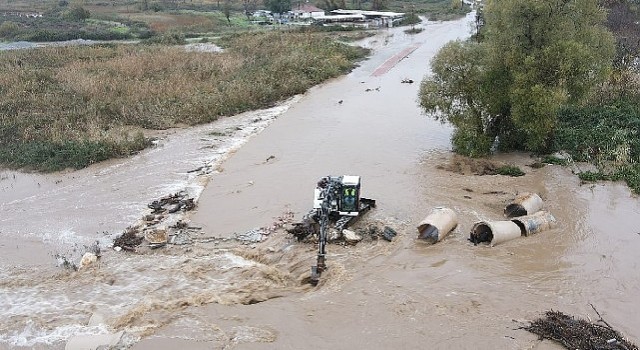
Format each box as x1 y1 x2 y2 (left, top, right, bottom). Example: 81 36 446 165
338 175 360 216
313 175 361 216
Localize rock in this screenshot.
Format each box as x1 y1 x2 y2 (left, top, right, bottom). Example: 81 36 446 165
342 229 362 244
79 252 98 269
88 312 106 327
235 228 264 243
552 151 572 161
145 229 168 245
65 331 124 350
113 246 122 252
382 226 397 242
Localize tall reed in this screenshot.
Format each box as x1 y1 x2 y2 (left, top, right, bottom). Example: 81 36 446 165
0 32 368 171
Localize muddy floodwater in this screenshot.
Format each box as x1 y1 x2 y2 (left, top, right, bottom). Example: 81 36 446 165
2 13 640 350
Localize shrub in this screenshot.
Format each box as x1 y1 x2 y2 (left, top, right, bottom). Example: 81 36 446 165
553 100 640 193
150 3 164 12
404 27 423 34
63 6 91 21
0 21 20 39
398 13 421 26
578 171 610 182
554 102 640 165
143 31 186 45
0 137 149 172
496 165 525 177
541 155 569 166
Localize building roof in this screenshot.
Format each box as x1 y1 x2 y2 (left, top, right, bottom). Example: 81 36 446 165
294 3 324 13
332 9 405 18
314 14 365 21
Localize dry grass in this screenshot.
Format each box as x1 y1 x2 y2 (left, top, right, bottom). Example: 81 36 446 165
0 31 368 171
127 12 226 33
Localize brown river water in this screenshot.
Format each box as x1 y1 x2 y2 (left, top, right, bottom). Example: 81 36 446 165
1 13 639 349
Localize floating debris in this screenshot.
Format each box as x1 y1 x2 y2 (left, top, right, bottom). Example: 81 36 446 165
187 166 204 173
147 192 196 214
382 226 397 242
482 190 508 195
171 220 189 229
287 216 319 241
401 78 414 83
524 309 638 350
113 227 143 251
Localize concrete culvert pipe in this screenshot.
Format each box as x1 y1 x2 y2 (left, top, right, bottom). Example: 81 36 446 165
417 207 458 243
469 221 522 246
511 211 557 236
504 192 543 218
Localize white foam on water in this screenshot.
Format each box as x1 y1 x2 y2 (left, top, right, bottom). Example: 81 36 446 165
221 252 258 269
0 320 110 347
40 228 85 246
0 250 268 346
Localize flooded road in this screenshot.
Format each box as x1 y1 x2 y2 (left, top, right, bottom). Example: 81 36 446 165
2 12 640 349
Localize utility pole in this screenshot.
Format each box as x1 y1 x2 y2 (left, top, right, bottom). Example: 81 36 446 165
410 4 415 31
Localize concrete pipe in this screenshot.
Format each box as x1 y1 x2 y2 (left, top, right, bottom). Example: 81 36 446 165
511 211 557 236
469 220 522 246
504 192 543 218
417 207 458 243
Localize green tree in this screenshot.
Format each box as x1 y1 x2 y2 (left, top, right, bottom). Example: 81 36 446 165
243 0 259 20
420 40 494 156
322 0 346 11
223 0 232 24
0 21 20 39
264 0 291 14
63 5 90 21
371 0 386 10
420 0 615 155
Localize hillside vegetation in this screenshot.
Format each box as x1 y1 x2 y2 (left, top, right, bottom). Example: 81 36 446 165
0 0 469 43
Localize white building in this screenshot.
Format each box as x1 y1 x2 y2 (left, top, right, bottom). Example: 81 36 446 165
292 3 325 19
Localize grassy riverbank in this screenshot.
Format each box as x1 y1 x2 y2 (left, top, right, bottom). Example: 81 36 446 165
552 100 640 194
0 31 368 171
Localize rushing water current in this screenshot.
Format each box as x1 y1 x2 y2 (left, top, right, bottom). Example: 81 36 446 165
1 13 639 350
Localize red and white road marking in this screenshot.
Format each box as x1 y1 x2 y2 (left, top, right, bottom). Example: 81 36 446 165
371 44 421 77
